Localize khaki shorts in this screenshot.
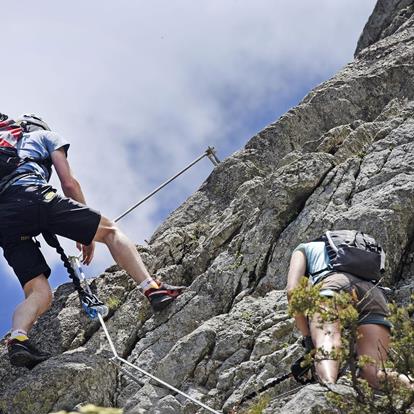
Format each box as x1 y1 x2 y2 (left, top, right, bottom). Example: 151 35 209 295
316 272 391 329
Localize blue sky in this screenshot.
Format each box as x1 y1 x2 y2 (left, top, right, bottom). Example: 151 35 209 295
0 1 376 336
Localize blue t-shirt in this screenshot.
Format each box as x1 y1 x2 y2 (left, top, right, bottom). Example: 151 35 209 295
294 241 331 284
11 130 69 187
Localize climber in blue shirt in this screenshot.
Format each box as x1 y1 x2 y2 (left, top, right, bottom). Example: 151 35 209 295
0 113 184 369
287 239 391 388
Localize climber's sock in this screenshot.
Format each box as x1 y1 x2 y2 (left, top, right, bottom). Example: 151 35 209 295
139 278 159 293
10 329 29 342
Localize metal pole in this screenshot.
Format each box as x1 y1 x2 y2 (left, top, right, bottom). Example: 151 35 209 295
117 356 222 414
84 148 222 413
114 147 219 223
77 147 220 259
206 146 220 166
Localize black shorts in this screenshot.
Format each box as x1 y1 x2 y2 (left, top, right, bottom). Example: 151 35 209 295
0 185 101 287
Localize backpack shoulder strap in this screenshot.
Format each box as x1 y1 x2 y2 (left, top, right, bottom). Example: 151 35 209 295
325 230 338 252
380 248 386 272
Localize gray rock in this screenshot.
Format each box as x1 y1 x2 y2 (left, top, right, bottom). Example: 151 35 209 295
355 0 414 56
2 2 414 414
0 349 116 414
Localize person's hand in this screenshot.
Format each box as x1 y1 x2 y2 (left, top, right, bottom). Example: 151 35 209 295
76 241 95 265
301 335 315 353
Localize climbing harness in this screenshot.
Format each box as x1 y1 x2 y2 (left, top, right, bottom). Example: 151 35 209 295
42 232 109 319
115 147 220 223
68 256 109 319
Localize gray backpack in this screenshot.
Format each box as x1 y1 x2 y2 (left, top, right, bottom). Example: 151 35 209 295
312 230 386 282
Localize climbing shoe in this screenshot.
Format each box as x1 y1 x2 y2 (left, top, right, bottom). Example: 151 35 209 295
7 338 50 369
145 282 185 311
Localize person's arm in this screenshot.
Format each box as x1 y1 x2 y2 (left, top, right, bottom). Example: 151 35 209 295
51 148 86 203
51 148 95 265
286 250 310 336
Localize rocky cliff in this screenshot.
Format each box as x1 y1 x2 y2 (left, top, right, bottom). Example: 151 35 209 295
1 1 414 413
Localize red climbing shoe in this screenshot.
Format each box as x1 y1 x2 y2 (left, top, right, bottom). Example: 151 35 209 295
145 282 185 311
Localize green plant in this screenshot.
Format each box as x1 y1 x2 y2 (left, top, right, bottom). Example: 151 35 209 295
106 296 122 310
245 395 270 414
289 281 414 413
240 310 254 322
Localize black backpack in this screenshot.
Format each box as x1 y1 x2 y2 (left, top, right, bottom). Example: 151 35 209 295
311 230 386 282
0 114 52 188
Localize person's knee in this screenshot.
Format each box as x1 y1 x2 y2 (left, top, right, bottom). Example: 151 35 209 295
359 365 380 388
24 274 53 312
314 361 339 385
43 286 53 311
102 223 119 245
94 216 119 244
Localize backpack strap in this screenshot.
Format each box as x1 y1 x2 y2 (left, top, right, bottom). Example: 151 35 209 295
360 232 386 273
19 156 53 178
306 233 333 280
0 170 47 196
309 266 332 278
0 155 53 195
325 230 337 252
380 248 386 273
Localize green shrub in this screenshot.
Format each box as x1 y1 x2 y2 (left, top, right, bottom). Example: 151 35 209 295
289 281 414 413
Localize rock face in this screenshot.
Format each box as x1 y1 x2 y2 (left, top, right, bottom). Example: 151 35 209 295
1 1 414 413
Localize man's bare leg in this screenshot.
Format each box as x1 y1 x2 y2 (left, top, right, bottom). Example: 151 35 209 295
92 216 183 311
12 274 53 333
93 216 153 284
8 274 52 369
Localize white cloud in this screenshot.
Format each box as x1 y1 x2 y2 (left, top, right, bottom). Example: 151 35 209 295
0 1 376 314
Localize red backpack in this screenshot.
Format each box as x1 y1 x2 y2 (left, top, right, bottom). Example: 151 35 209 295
0 114 24 180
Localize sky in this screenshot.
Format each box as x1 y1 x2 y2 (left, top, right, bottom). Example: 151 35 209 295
0 0 376 336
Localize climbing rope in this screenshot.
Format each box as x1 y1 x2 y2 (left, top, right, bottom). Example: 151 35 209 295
42 232 109 319
57 253 221 413
97 314 221 414
66 147 222 413
76 146 220 258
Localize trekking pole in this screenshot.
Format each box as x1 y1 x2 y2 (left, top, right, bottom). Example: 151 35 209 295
77 147 220 259
97 313 222 414
114 147 220 223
